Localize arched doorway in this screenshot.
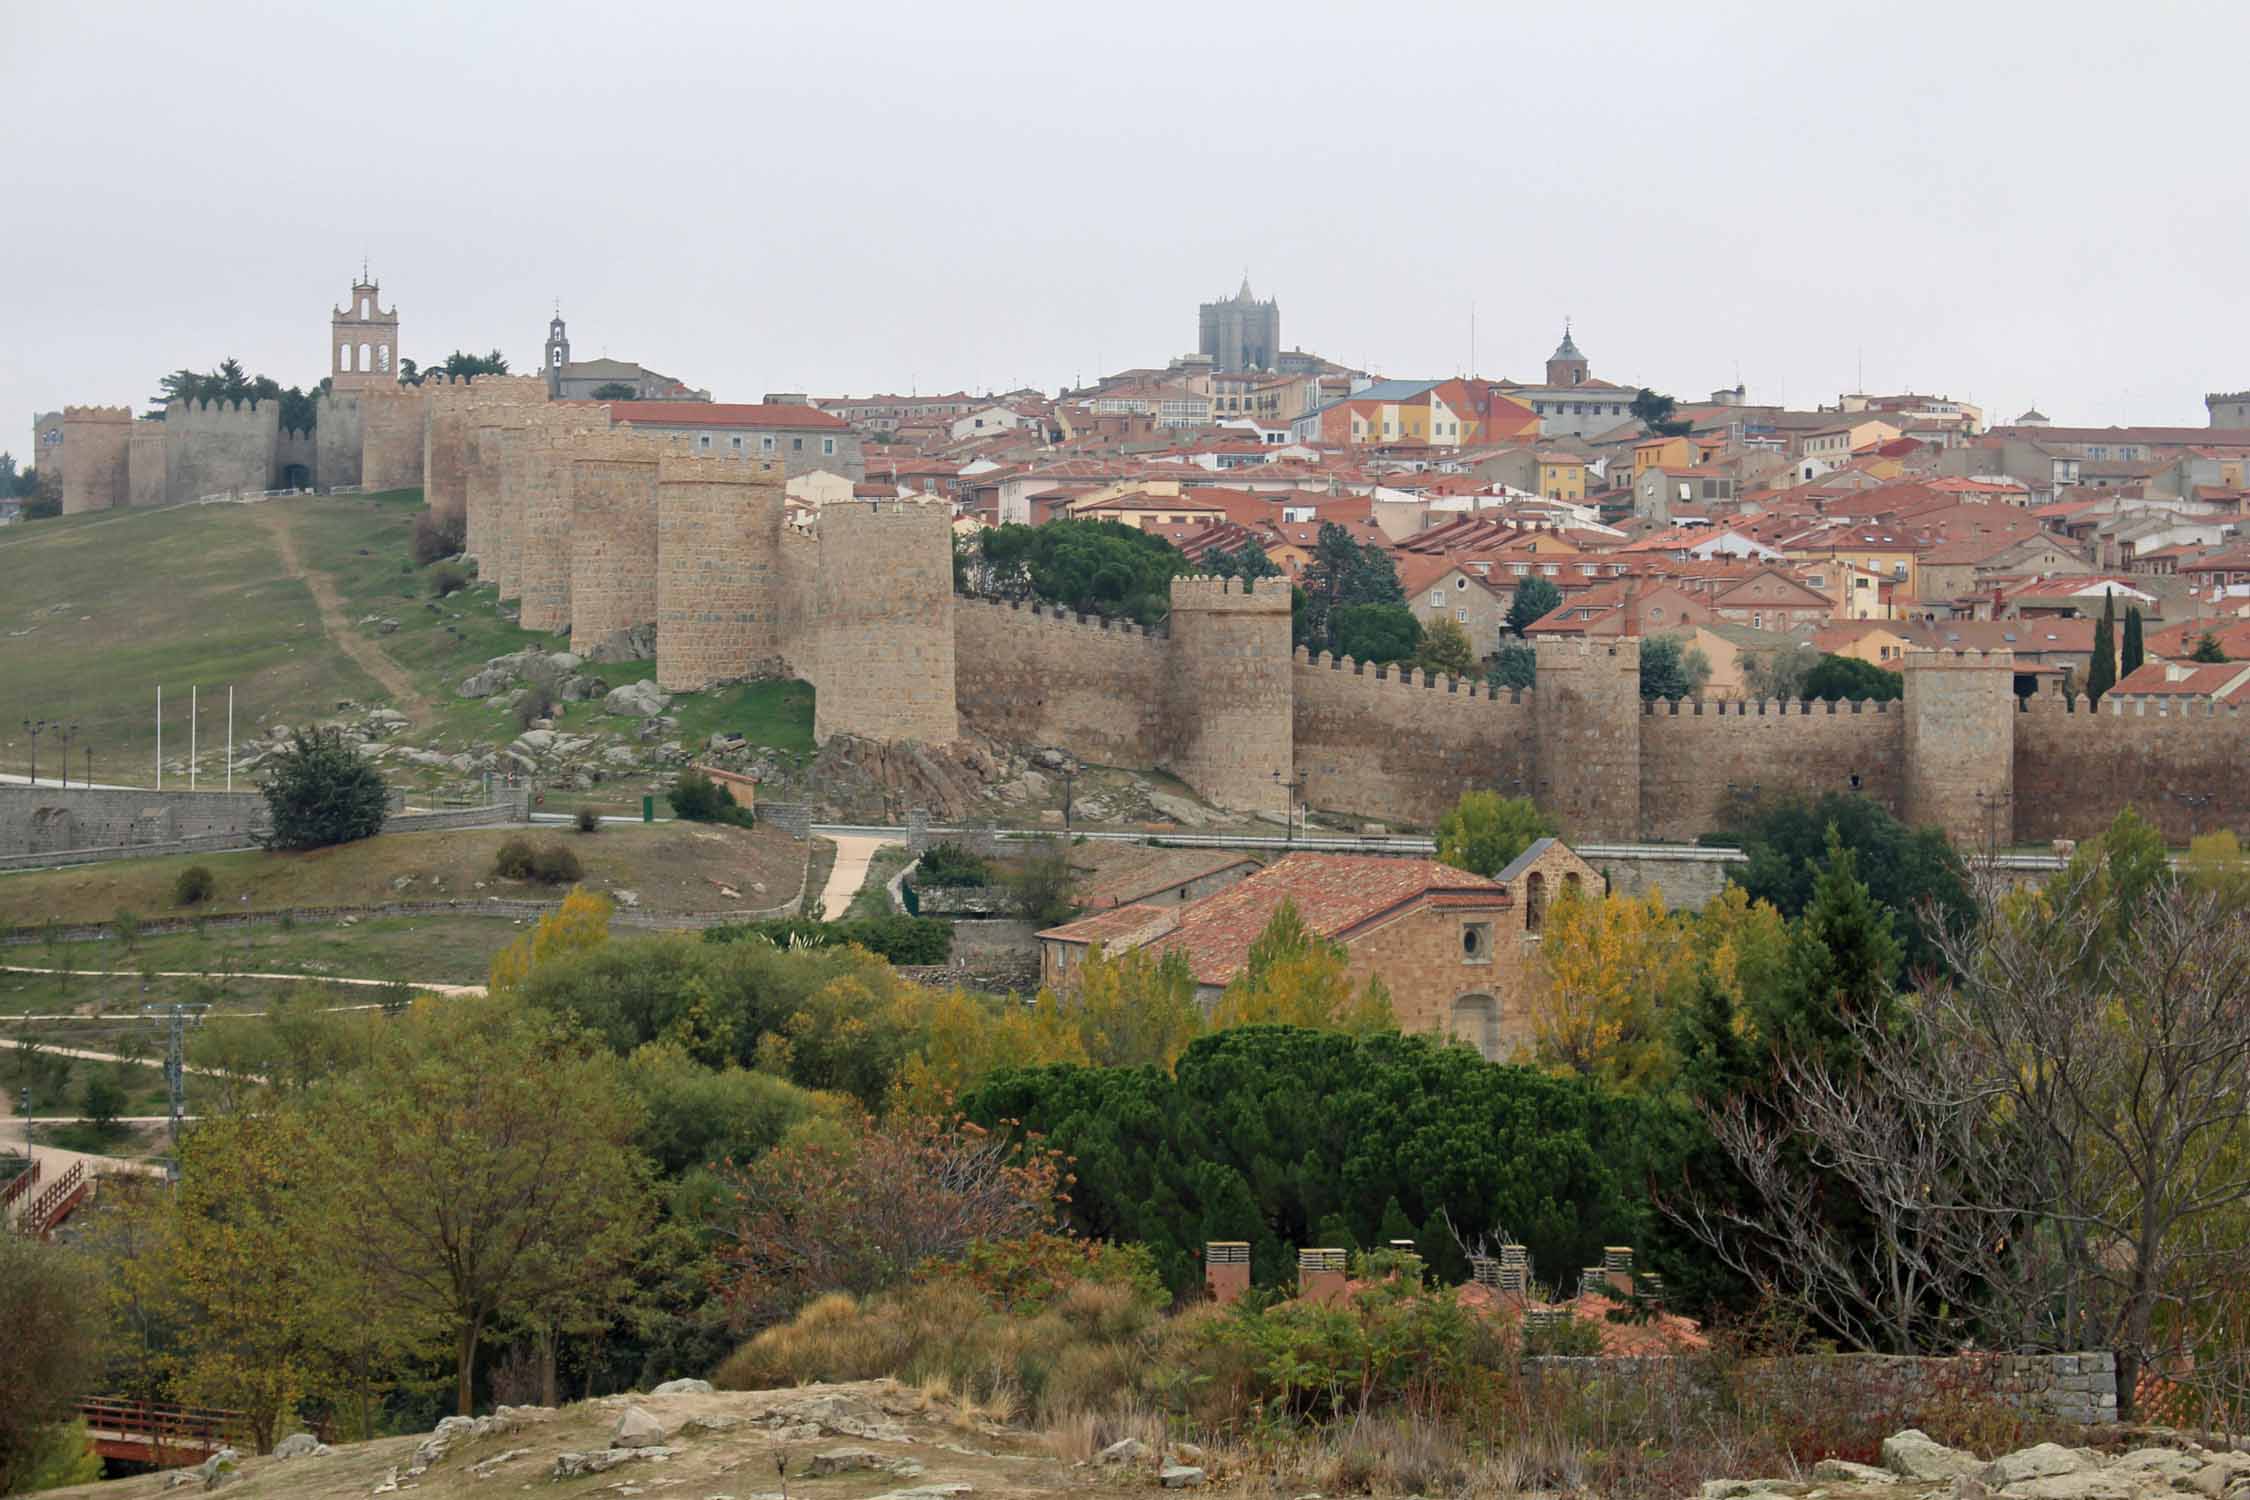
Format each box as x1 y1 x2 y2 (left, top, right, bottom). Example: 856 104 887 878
281 463 311 490
1451 993 1501 1061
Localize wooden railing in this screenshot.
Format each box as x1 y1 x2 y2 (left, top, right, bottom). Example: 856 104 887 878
23 1160 85 1238
77 1397 243 1465
0 1158 39 1217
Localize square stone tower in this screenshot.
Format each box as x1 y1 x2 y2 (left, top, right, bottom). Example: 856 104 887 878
1166 574 1293 814
1903 647 2016 849
331 274 400 391
1532 636 1643 841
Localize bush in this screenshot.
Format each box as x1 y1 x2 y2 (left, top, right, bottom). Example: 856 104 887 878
429 562 469 597
705 914 952 966
258 730 388 852
915 841 991 888
530 844 583 885
410 508 466 565
668 769 753 827
20 493 61 521
493 837 537 879
575 807 601 834
173 865 215 906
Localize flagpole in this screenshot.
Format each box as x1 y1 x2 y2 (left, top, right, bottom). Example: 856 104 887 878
227 686 234 794
190 687 198 792
156 685 163 790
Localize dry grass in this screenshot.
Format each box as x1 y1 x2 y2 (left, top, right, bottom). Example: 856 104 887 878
0 820 807 928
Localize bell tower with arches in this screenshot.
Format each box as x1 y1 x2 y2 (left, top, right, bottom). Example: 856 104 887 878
544 309 571 398
331 269 400 390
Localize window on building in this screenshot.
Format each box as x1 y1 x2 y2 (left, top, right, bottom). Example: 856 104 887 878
698 434 711 451
792 437 803 451
358 342 370 372
1455 576 1468 590
1461 921 1491 961
1525 872 1546 932
339 343 352 372
761 436 775 454
822 437 836 455
1456 607 1468 622
730 436 743 450
1431 590 1445 607
379 345 391 373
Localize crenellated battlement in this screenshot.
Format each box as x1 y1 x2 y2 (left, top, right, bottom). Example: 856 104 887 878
1904 646 2015 670
1644 696 1899 717
1291 644 1528 703
956 594 1170 645
656 449 784 482
62 405 132 423
166 396 279 423
1170 573 1290 611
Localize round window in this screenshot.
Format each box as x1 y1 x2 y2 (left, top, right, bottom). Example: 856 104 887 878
1462 926 1483 957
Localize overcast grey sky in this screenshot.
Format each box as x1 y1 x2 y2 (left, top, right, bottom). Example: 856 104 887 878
6 1 2248 444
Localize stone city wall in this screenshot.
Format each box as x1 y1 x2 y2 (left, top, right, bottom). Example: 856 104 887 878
315 389 363 490
2015 692 2250 847
1293 651 1536 824
808 499 959 745
60 406 131 514
1639 698 1905 844
163 397 280 502
126 420 167 507
568 428 673 656
357 382 430 493
275 426 316 486
0 785 270 858
516 432 580 633
954 599 1172 769
422 374 547 521
656 451 787 691
1167 576 1294 814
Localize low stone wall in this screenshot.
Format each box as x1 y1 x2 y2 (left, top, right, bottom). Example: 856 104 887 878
1524 1351 2116 1429
0 795 528 873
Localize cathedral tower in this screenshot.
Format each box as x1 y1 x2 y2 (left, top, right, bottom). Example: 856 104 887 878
544 311 571 398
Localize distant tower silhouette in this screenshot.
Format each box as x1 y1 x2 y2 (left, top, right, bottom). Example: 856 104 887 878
544 308 571 398
1198 275 1281 371
1546 322 1589 387
331 271 399 390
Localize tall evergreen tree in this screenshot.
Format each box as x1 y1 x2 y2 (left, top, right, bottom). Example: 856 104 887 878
2087 591 2117 705
2122 605 2145 678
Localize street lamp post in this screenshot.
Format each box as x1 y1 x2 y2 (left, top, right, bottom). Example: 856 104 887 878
21 719 49 785
57 722 77 788
1271 768 1308 844
1059 763 1078 831
2173 789 2213 842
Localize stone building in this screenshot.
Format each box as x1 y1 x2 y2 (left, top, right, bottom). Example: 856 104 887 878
543 312 707 401
604 401 863 482
29 411 62 498
1199 276 1281 372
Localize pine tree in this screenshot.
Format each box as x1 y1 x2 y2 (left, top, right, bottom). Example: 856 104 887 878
2088 591 2117 705
2122 605 2145 678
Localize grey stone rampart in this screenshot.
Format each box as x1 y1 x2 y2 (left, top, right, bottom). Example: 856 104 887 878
315 390 363 490
163 397 280 501
0 786 528 868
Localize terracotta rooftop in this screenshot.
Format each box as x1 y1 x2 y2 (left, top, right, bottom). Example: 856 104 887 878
606 400 848 431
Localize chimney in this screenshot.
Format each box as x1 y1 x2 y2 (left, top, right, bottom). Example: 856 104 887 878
1602 1246 1635 1299
1204 1241 1251 1306
1298 1247 1349 1306
1386 1239 1423 1284
1578 1266 1609 1300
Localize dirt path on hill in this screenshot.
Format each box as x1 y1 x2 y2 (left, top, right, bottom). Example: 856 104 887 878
257 503 434 722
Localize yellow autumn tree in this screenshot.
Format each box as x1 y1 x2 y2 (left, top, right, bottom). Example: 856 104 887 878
1525 883 1694 1091
895 986 1089 1111
488 885 614 997
1209 900 1395 1034
1692 884 1791 1010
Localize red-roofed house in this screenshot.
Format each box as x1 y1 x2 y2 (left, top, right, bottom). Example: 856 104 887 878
1037 847 1597 1059
604 401 862 481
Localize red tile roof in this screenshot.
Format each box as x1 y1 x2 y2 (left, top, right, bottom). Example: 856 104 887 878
606 401 848 431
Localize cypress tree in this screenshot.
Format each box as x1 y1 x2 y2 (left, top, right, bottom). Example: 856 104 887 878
2088 591 2117 705
2123 605 2145 678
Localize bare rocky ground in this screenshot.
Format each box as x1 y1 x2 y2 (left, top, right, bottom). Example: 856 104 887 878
50 1382 1196 1500
1702 1428 2250 1500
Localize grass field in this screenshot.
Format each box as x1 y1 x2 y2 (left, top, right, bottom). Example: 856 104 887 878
0 490 816 782
0 819 807 929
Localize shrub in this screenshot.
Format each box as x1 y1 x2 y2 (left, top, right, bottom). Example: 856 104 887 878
669 769 754 827
410 508 466 565
575 807 601 834
173 865 215 906
530 844 583 885
493 837 537 880
258 730 388 852
915 841 991 888
429 562 469 597
704 914 952 966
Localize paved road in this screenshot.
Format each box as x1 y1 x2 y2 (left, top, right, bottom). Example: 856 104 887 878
818 834 897 920
0 964 484 996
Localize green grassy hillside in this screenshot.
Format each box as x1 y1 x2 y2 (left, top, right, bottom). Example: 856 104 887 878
0 491 814 785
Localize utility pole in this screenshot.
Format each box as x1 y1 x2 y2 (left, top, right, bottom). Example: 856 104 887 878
1059 762 1078 831
1271 769 1308 845
143 1001 208 1179
21 719 48 784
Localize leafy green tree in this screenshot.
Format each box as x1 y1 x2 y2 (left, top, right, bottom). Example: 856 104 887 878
81 1072 126 1135
1003 836 1080 927
1730 792 1971 977
1415 616 1477 679
1299 522 1405 650
1436 791 1555 877
965 1028 1672 1298
970 519 1185 625
590 382 638 400
309 994 650 1415
1505 575 1562 635
2122 605 2145 677
0 1236 103 1494
1744 646 1816 702
1489 642 1537 690
258 729 387 851
1225 540 1280 582
1639 635 1710 700
1759 832 1904 1071
1631 388 1695 437
1333 602 1422 664
1802 654 1903 702
2191 631 2228 663
2088 590 2117 704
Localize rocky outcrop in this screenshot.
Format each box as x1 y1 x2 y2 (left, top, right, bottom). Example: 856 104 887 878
1706 1433 2250 1500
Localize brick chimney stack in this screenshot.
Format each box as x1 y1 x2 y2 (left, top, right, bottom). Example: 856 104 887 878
1298 1247 1348 1306
1204 1241 1251 1305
